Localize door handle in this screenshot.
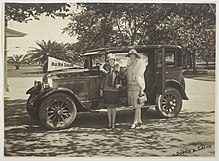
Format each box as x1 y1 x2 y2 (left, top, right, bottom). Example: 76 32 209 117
166 72 169 74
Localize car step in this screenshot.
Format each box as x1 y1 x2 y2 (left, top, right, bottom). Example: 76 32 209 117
90 103 156 113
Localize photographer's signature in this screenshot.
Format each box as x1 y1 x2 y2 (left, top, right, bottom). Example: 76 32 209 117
172 145 212 156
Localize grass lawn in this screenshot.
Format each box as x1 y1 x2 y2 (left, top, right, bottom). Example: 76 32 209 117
7 65 44 77
7 65 215 81
183 69 215 81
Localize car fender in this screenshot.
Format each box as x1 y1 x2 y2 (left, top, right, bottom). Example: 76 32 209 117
37 87 89 112
166 79 189 100
26 87 37 95
26 86 53 95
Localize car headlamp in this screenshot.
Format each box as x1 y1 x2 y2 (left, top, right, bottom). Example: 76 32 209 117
34 81 42 90
42 74 50 89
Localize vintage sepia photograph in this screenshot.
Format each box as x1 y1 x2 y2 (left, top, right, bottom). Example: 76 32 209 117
1 0 217 160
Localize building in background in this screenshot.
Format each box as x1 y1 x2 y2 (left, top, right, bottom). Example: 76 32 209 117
4 28 27 91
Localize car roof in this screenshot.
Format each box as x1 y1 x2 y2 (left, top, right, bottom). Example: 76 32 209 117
83 45 181 56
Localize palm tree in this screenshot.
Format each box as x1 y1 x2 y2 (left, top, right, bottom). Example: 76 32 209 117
7 54 26 70
27 40 69 65
27 40 70 72
65 43 83 63
27 40 84 72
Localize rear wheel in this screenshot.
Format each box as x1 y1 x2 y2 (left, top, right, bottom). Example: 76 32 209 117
155 87 182 117
39 93 77 130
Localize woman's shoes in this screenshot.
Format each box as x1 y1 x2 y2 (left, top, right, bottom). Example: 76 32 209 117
107 124 112 129
130 123 137 129
137 121 142 127
107 122 115 129
111 122 115 129
130 121 142 129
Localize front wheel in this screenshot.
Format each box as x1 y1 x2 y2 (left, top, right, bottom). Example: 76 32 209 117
155 87 182 118
39 93 77 130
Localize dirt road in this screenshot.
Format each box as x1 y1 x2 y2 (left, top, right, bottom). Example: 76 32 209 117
4 78 215 157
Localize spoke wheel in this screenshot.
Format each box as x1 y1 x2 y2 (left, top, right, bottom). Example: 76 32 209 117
39 93 77 130
156 87 182 117
26 94 39 121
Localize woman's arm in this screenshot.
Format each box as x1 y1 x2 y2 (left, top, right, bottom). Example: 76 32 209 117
135 75 145 94
132 59 146 94
100 73 106 90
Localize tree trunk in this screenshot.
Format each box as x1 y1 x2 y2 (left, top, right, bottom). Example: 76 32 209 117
183 53 188 69
192 52 197 73
189 53 193 68
43 61 48 73
15 65 19 70
130 35 136 46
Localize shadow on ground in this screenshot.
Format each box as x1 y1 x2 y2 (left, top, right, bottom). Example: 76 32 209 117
4 99 215 157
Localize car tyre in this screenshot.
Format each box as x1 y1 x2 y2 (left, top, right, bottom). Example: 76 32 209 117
39 93 77 130
155 87 182 118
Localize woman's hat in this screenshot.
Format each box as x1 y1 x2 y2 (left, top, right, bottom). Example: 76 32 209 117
125 49 141 59
107 53 116 61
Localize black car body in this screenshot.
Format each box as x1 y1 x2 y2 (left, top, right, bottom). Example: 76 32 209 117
26 45 188 129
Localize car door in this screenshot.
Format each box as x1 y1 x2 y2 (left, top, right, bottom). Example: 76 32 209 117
155 48 166 95
165 48 182 82
87 53 106 100
89 75 102 100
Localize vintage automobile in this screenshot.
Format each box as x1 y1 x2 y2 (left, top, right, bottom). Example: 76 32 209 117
26 45 188 130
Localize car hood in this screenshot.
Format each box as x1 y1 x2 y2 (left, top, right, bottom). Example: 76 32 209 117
48 68 97 78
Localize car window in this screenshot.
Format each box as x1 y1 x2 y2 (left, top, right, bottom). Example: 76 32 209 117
113 52 148 67
91 54 106 68
90 52 147 69
156 50 162 67
113 53 129 67
165 50 176 67
156 49 176 67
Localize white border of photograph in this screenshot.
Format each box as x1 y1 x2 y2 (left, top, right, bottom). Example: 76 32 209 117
0 0 218 161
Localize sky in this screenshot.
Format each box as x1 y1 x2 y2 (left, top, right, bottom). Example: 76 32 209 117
7 8 78 57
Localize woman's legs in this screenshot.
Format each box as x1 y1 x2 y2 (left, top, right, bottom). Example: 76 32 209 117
133 108 141 124
131 90 142 128
131 108 141 129
107 107 117 128
107 107 112 127
111 107 117 128
137 108 142 124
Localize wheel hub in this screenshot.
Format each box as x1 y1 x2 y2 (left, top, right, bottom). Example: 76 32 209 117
47 102 69 122
57 109 63 115
161 94 176 113
169 101 174 106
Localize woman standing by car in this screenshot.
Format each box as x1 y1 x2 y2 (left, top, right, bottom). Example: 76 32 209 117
126 49 146 129
100 53 121 129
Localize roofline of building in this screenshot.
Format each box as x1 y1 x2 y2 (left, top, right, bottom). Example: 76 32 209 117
5 28 27 37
